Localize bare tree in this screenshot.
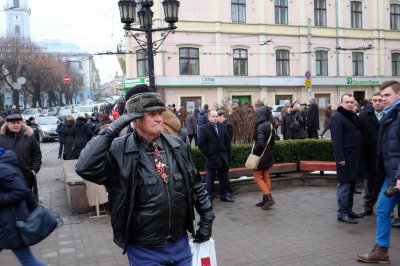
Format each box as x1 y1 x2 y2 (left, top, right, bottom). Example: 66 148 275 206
0 37 38 111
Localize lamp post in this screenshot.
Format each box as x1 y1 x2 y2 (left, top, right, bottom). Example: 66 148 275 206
118 0 180 92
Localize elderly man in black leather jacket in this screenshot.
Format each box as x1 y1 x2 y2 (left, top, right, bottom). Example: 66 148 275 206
75 92 214 265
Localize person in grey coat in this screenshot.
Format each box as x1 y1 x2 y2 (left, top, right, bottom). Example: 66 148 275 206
185 110 198 146
330 93 364 224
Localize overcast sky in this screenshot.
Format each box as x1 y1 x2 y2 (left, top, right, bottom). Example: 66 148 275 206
29 0 125 83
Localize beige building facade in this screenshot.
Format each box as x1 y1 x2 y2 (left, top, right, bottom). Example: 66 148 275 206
122 0 400 110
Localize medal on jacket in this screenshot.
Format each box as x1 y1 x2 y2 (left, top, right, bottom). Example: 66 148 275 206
151 142 169 183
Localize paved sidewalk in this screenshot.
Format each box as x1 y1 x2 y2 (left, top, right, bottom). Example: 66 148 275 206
1 143 399 266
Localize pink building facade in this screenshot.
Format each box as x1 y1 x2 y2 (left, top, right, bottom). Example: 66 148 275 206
123 0 400 111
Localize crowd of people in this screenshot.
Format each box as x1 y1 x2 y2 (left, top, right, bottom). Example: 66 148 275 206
0 80 399 265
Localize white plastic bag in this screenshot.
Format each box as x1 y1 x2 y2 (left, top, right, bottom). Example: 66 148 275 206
189 238 217 266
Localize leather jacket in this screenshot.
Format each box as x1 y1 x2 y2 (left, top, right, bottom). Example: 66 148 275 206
75 129 214 253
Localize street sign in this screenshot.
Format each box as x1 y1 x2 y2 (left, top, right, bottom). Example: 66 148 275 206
63 75 71 84
17 76 26 85
304 78 311 88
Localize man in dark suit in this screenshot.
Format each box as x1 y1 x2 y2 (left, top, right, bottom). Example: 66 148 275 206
307 98 320 139
330 94 364 224
199 110 233 203
359 92 384 216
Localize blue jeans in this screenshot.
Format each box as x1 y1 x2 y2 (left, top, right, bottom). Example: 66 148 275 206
126 235 192 266
376 177 399 248
11 246 46 266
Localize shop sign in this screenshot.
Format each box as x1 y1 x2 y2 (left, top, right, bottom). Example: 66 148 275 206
201 77 215 85
346 77 380 86
124 78 148 89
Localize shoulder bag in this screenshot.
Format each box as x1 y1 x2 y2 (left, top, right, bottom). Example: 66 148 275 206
14 204 58 246
245 124 273 170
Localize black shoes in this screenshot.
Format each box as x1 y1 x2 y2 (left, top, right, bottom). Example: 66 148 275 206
359 209 373 217
349 211 364 219
392 218 400 228
220 196 234 202
338 215 358 224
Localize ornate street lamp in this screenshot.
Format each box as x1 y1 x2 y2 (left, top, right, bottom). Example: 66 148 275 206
118 0 180 92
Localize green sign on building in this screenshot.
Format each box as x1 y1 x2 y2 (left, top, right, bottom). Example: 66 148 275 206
346 78 380 86
124 78 147 89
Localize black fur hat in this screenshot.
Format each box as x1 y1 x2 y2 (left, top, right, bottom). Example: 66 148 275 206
125 92 166 113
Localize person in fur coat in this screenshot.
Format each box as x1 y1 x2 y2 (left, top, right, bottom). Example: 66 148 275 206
0 114 42 202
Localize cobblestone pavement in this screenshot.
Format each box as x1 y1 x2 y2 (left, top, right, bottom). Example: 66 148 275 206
1 142 399 266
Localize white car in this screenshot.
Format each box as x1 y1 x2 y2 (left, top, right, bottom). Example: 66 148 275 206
37 116 59 142
271 105 285 123
22 108 43 121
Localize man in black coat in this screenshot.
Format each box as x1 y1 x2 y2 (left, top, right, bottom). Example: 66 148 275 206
198 110 233 203
359 92 384 216
307 98 320 138
330 94 364 224
0 114 42 202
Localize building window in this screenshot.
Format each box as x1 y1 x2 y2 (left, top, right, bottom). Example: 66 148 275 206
351 1 362 28
137 49 148 77
78 62 83 69
14 25 20 35
275 0 288 24
179 48 199 75
135 1 142 22
391 4 400 30
13 0 19 8
315 50 328 76
233 49 248 76
232 0 246 22
275 95 293 105
314 94 330 108
276 50 290 76
393 53 400 76
314 0 326 26
352 52 364 76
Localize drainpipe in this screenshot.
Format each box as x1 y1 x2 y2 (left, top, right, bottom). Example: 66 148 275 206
335 0 340 105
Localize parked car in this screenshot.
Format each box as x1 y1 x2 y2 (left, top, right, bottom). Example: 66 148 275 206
22 108 43 121
37 116 60 142
75 105 94 117
271 105 285 123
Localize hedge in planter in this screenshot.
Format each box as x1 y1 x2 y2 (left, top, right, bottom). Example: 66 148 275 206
191 139 334 172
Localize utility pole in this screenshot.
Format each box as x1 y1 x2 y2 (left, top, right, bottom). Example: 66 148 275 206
307 17 312 98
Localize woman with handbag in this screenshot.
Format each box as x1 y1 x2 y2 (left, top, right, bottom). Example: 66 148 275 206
289 105 307 139
0 148 46 266
252 106 276 210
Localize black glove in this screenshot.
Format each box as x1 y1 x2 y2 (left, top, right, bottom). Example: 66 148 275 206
107 112 143 136
193 211 215 243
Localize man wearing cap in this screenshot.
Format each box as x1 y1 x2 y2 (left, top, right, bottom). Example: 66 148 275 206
75 92 214 265
87 113 100 135
0 114 42 201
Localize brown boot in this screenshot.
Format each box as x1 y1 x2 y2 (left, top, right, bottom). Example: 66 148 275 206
262 194 275 210
356 244 390 264
255 195 268 207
